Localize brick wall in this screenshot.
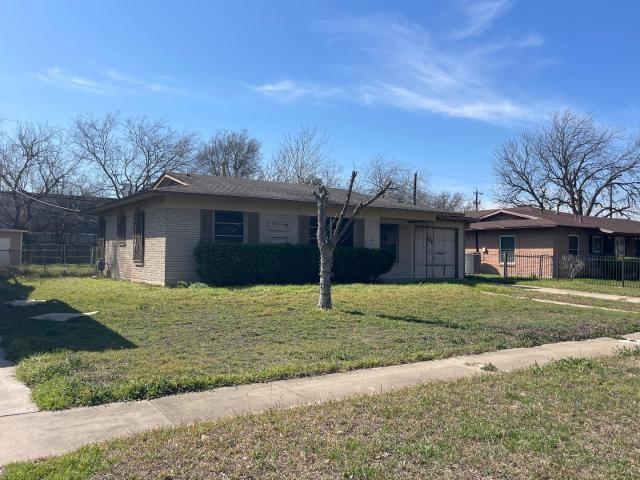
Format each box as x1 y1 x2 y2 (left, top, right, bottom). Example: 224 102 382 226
102 197 166 285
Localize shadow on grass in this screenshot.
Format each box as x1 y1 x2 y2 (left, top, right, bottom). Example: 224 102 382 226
0 275 136 363
341 309 466 329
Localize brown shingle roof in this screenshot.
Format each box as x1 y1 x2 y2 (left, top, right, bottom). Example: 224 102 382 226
87 172 470 220
468 206 640 235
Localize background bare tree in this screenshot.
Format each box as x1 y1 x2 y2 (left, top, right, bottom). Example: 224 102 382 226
424 191 468 212
359 154 426 203
314 171 391 310
0 121 78 229
494 109 640 217
265 124 341 186
195 130 262 178
359 154 468 211
72 112 197 198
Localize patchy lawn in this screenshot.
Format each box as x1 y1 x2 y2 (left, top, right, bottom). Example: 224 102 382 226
468 274 640 297
4 351 640 479
1 276 640 410
476 283 640 313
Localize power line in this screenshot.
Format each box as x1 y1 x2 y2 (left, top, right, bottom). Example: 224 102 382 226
0 177 82 213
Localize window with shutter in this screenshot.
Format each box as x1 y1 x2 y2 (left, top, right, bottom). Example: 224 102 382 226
133 210 145 262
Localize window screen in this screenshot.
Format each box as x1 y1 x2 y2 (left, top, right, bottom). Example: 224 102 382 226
380 224 399 262
215 211 244 242
568 235 579 255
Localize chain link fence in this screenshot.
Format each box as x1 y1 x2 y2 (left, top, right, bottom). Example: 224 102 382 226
0 244 97 277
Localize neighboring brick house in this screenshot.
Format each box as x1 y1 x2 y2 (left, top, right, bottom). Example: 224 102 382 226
465 207 640 276
87 172 470 286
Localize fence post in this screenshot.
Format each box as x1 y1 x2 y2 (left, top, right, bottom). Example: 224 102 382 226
621 257 625 287
503 253 508 278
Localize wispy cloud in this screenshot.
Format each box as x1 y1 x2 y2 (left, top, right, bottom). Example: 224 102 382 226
36 66 207 100
249 10 557 125
451 0 512 39
36 67 114 96
248 79 342 103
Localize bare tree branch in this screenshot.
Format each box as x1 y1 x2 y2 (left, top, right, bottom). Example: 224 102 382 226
494 109 640 217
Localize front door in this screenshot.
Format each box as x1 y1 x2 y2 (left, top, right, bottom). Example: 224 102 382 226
615 236 626 257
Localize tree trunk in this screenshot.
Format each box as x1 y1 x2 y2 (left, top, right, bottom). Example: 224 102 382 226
318 245 334 309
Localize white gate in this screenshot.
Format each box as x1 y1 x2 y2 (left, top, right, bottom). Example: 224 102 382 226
0 238 11 266
414 226 457 279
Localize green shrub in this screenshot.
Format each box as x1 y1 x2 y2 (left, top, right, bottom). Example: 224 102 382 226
193 242 394 286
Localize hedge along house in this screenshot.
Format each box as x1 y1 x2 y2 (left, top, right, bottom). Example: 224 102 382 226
465 206 640 275
87 172 469 286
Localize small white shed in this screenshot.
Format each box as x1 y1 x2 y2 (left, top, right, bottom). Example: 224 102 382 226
0 229 26 267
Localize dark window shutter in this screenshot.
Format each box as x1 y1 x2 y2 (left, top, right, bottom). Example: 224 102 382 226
353 218 365 247
200 210 213 241
298 215 310 244
247 212 260 243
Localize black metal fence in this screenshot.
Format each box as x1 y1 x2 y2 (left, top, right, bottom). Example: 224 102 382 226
465 252 640 288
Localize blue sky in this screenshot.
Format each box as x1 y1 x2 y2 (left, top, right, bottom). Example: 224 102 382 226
1 0 639 203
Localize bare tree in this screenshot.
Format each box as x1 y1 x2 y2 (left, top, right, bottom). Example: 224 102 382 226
71 113 197 198
494 110 640 217
359 154 426 203
195 130 262 178
0 121 78 229
313 171 391 310
424 191 468 212
265 124 341 186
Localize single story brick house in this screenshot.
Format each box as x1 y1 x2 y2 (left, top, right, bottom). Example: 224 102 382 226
465 206 640 275
87 172 470 286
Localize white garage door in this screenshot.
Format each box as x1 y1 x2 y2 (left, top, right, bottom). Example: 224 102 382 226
0 238 11 266
414 227 457 279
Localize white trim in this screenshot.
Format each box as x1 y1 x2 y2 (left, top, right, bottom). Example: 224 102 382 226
499 234 516 265
153 173 189 189
477 209 541 221
568 234 579 255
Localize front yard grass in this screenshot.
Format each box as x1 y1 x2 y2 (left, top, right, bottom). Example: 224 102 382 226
4 350 640 479
1 276 640 410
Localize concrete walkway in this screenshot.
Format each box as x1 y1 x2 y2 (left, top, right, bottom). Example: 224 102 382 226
1 333 638 467
481 291 640 314
512 285 640 303
0 339 38 417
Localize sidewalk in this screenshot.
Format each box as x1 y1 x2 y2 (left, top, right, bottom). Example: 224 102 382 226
1 333 638 467
0 340 38 417
511 284 640 303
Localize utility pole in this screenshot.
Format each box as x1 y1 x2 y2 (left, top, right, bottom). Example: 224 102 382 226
473 188 483 211
412 172 417 205
609 184 613 218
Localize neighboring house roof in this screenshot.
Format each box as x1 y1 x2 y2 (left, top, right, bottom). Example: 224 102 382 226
87 172 471 221
467 206 640 235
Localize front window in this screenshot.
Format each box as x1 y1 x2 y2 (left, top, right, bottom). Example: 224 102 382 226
380 224 399 262
117 214 126 242
215 211 244 243
499 235 515 264
568 235 579 256
308 217 353 247
592 235 602 254
133 211 145 262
